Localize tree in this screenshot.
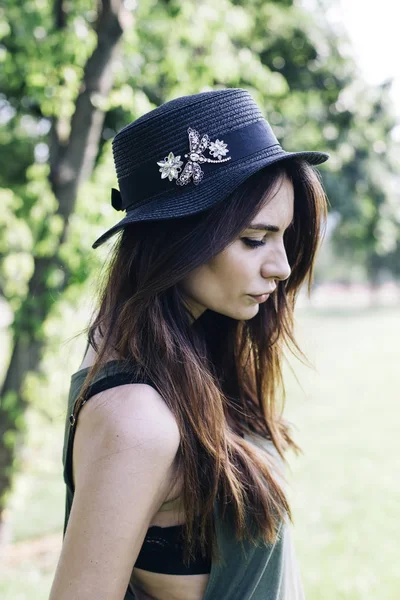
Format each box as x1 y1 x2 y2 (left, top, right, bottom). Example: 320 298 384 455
0 0 398 540
0 0 129 538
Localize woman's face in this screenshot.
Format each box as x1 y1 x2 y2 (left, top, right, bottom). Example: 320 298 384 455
181 175 294 321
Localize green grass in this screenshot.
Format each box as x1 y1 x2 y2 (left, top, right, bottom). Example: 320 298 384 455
284 306 400 600
1 306 399 599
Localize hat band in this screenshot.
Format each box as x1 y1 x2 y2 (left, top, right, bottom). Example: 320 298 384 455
114 119 282 212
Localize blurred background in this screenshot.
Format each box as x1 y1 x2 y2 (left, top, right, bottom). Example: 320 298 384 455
0 0 399 598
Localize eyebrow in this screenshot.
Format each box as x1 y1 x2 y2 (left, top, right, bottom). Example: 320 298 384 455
247 219 294 233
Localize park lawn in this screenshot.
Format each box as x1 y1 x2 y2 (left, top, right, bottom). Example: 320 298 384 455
284 305 400 599
0 306 399 599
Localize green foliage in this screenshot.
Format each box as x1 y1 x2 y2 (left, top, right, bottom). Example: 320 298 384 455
0 0 399 531
1 0 399 315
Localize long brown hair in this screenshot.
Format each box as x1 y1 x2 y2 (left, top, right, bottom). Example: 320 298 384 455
73 158 328 564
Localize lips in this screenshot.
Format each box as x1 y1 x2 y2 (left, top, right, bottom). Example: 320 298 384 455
249 293 270 302
248 287 276 303
250 287 276 296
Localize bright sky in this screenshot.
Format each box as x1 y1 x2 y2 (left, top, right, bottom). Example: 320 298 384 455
338 0 400 116
301 0 400 119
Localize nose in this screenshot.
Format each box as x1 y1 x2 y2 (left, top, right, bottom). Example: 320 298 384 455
260 238 291 283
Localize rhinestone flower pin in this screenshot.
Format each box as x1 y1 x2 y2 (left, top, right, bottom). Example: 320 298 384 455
157 127 231 186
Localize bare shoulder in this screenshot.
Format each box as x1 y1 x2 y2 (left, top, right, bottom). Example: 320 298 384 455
74 382 181 488
50 383 181 599
75 337 180 488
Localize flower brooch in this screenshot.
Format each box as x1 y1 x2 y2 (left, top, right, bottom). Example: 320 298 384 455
157 127 231 186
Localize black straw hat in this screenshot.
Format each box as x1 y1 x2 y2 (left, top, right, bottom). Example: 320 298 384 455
92 88 329 248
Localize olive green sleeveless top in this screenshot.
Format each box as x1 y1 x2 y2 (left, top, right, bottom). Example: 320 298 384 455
62 360 305 600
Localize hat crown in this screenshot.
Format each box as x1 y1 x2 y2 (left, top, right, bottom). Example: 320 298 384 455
112 88 264 183
93 88 329 248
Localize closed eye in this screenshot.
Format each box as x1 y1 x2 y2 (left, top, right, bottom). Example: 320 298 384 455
242 238 266 248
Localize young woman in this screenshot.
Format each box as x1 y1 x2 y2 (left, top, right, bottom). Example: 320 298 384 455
51 88 329 600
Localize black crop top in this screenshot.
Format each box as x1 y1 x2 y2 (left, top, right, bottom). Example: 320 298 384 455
69 371 212 575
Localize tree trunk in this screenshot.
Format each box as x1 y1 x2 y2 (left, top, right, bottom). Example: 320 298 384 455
0 0 128 542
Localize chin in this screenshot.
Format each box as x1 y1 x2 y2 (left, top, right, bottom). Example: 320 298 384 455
217 304 260 321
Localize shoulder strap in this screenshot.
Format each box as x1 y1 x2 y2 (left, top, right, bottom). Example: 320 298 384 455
81 371 151 407
63 361 155 494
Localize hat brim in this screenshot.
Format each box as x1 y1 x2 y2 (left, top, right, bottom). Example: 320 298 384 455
92 148 329 248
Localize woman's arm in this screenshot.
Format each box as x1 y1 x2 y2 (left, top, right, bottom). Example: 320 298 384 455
50 383 181 600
